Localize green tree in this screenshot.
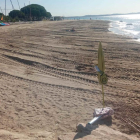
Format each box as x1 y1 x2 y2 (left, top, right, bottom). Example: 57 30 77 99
0 13 3 16
46 12 52 19
0 13 10 22
0 13 4 20
9 10 25 19
31 9 41 20
20 4 52 21
4 16 12 22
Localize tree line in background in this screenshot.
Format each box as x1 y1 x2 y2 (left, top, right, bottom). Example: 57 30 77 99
0 4 52 22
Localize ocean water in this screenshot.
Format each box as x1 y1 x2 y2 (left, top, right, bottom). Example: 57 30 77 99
65 14 140 41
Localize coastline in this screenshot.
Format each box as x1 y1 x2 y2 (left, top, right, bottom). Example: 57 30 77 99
108 20 140 42
0 20 139 139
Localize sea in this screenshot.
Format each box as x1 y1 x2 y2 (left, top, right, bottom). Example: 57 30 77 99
65 14 140 41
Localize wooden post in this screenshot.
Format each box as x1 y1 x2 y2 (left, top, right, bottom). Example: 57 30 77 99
102 84 105 107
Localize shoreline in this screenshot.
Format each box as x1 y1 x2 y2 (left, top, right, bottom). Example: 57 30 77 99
66 19 140 42
0 20 139 139
108 20 140 42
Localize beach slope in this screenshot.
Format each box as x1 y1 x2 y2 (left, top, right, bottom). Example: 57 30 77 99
0 20 139 139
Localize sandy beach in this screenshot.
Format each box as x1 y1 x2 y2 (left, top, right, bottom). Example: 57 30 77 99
0 20 139 139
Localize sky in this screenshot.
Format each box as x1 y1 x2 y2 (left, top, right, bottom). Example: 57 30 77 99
0 0 140 17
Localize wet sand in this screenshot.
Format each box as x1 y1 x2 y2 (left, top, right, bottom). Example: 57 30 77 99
0 20 139 139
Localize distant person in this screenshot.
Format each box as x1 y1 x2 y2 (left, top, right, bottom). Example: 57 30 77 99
71 27 75 32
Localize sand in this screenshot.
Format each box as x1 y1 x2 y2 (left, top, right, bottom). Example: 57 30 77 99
0 20 139 139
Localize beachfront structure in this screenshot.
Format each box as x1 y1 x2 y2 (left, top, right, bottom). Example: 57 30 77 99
51 16 64 21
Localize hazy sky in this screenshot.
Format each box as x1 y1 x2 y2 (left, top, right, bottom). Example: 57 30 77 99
0 0 140 16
